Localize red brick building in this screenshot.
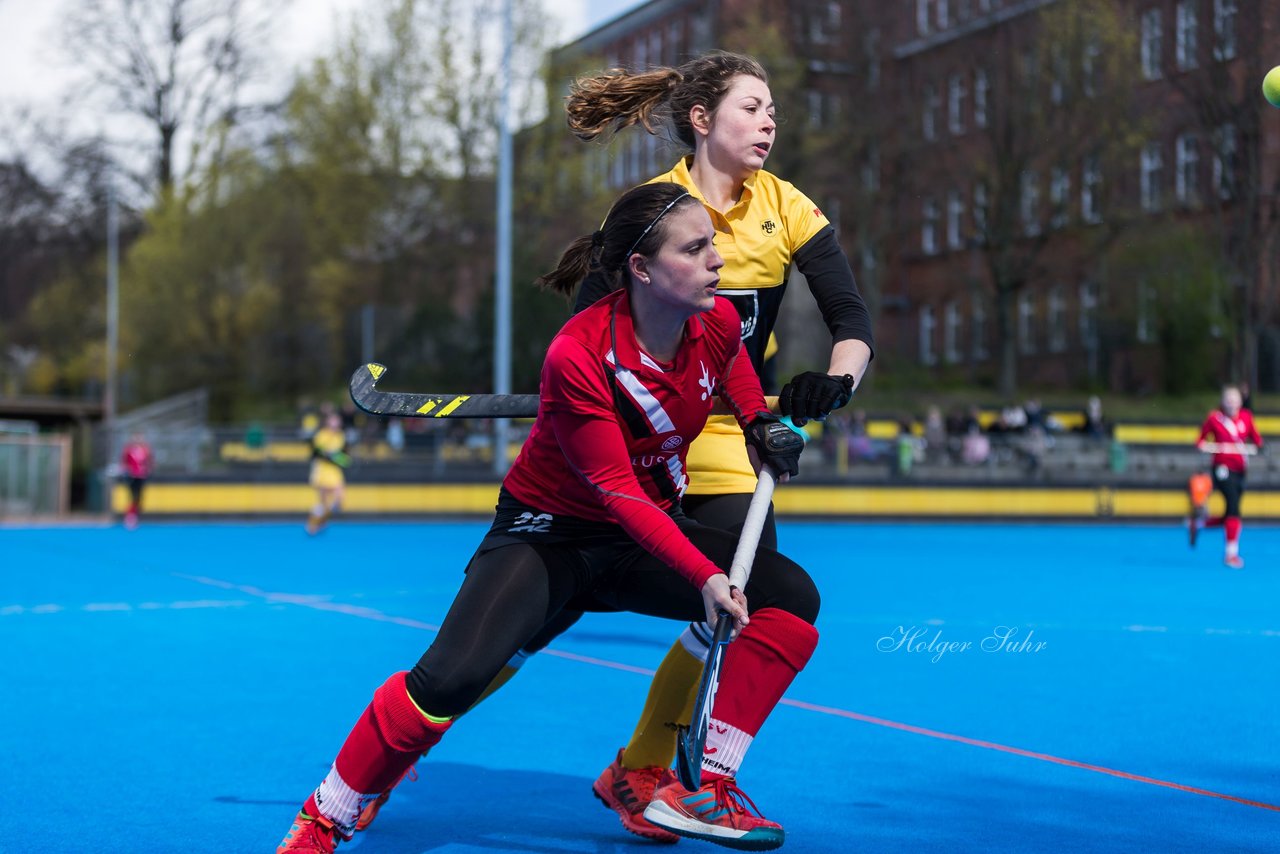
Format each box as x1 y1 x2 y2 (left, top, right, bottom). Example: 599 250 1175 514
547 0 1280 393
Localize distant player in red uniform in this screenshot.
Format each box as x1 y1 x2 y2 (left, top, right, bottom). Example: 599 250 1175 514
277 182 817 853
120 432 154 530
1194 385 1264 568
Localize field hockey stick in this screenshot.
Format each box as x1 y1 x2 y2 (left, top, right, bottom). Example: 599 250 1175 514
675 466 779 792
349 363 778 418
1198 442 1258 455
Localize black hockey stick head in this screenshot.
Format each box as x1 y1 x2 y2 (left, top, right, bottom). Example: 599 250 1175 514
675 611 736 791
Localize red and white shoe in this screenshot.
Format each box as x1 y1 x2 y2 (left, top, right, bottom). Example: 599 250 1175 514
1225 554 1245 569
591 748 680 843
644 777 784 851
278 807 346 853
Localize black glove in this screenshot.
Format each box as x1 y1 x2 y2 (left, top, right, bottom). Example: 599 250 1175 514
778 371 855 426
744 412 806 478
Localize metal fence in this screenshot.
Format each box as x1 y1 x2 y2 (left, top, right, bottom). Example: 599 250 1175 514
0 434 71 518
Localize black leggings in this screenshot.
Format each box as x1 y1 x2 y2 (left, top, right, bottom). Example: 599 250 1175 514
404 519 817 718
1214 468 1245 517
514 492 778 655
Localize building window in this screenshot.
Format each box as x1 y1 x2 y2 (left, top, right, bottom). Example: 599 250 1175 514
923 83 939 141
865 29 881 90
974 68 989 129
972 294 989 360
1083 35 1101 97
944 301 962 363
1176 1 1198 69
1020 170 1041 236
1049 44 1067 105
1213 0 1237 61
1050 166 1070 229
936 0 950 29
920 305 937 365
1136 281 1156 343
807 90 839 129
1079 281 1099 351
917 0 931 36
947 189 964 250
1140 142 1163 212
1176 133 1199 206
666 21 682 64
809 1 841 44
1141 9 1163 80
861 243 877 275
1047 286 1067 352
1213 122 1236 200
922 198 939 255
1017 292 1037 355
973 182 988 241
948 74 967 135
1082 156 1102 224
862 143 880 192
956 0 971 22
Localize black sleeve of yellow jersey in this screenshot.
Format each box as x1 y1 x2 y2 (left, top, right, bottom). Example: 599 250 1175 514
572 268 620 315
793 225 875 357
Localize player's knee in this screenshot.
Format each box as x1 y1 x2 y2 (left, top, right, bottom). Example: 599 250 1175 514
404 663 489 719
761 560 820 625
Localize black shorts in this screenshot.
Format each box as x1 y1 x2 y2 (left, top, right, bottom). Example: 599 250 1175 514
1212 467 1246 517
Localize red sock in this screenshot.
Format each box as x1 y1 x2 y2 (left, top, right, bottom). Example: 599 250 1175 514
700 608 817 783
332 671 451 794
1204 515 1223 528
1225 516 1242 548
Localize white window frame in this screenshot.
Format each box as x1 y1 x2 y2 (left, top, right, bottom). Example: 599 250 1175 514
1141 9 1163 80
944 301 962 363
1050 166 1070 229
923 83 939 141
1176 132 1199 206
917 0 931 36
1079 281 1100 351
947 189 965 250
1020 170 1041 237
1213 122 1236 200
1213 0 1237 61
1017 292 1037 355
973 182 988 240
974 68 989 129
971 294 989 360
809 1 841 44
1082 156 1102 224
922 197 939 255
936 0 950 29
948 74 967 135
1176 1 1198 70
920 305 938 365
1048 286 1067 352
1136 281 1156 344
1140 142 1163 212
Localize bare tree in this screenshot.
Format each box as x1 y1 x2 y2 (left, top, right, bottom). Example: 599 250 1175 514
60 0 286 193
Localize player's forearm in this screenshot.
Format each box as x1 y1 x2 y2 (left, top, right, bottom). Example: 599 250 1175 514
828 338 873 391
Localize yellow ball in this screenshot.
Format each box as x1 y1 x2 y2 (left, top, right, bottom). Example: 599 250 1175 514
1264 66 1280 108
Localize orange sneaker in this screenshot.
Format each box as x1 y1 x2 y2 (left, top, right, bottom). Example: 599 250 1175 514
355 764 418 831
643 777 784 851
278 809 344 853
591 748 680 843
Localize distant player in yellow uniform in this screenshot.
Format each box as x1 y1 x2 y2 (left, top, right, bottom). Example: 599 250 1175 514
307 412 349 535
356 51 874 841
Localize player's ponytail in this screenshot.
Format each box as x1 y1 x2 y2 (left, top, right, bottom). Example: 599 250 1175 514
566 68 683 141
565 51 768 149
535 182 697 297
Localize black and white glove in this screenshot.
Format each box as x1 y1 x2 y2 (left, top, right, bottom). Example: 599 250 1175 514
778 371 855 426
744 412 806 478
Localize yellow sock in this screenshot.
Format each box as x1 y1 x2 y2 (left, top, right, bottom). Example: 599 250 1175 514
621 638 702 769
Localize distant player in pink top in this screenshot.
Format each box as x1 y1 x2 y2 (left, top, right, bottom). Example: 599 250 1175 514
277 183 817 854
1195 385 1264 568
120 432 154 529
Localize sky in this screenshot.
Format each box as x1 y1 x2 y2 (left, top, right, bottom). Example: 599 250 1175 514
0 0 644 105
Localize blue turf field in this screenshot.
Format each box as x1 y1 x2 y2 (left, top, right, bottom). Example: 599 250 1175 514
3 520 1278 853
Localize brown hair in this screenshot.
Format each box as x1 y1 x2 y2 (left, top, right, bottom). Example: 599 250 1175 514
536 182 699 296
566 51 768 149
